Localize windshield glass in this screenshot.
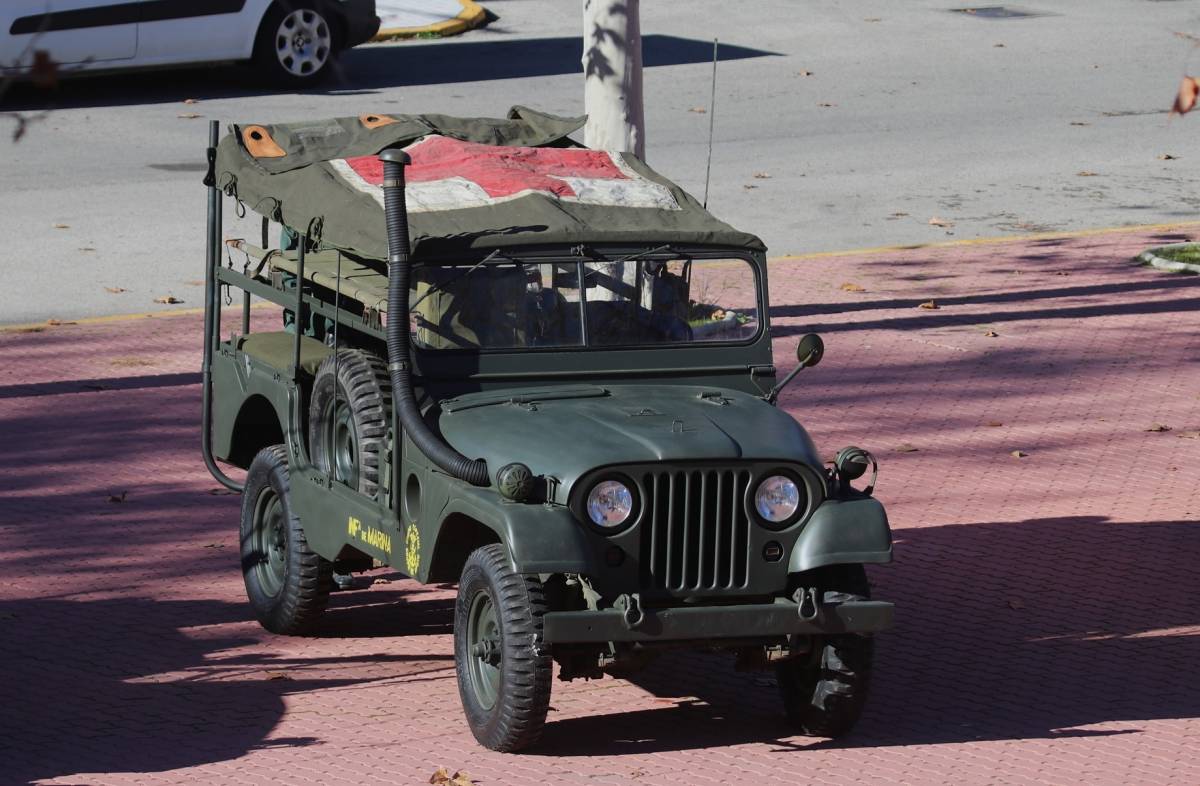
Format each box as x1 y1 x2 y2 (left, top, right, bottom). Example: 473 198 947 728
410 255 759 351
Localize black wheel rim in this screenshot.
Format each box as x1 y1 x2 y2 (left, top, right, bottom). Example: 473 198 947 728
251 488 287 597
325 398 359 489
466 589 502 710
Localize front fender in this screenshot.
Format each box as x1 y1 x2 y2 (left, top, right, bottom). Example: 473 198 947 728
789 497 893 573
440 486 598 576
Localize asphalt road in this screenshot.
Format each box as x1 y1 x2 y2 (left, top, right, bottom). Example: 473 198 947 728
2 0 1200 324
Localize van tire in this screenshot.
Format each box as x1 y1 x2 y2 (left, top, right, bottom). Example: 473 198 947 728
240 445 334 634
309 348 391 498
253 1 339 87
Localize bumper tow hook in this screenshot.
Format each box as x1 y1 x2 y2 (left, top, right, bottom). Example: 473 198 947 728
615 593 645 630
794 587 821 622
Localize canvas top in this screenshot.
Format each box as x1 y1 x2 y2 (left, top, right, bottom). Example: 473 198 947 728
214 106 766 259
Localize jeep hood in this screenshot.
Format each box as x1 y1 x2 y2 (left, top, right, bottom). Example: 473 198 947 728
436 384 822 500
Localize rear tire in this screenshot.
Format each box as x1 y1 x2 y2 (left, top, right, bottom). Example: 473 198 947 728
240 445 334 634
253 1 339 86
308 348 391 498
454 544 552 752
775 564 874 737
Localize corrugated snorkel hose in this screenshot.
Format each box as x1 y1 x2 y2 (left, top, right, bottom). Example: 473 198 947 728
379 149 490 487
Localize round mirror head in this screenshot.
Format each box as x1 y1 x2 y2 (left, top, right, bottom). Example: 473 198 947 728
796 334 825 368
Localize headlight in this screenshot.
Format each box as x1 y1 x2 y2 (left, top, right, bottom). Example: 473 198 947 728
587 480 634 527
754 475 801 523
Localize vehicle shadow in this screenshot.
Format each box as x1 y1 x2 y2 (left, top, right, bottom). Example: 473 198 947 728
534 516 1200 755
0 594 446 785
1 34 777 111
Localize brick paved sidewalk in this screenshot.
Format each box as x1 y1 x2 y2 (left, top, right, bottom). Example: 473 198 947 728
1 227 1197 785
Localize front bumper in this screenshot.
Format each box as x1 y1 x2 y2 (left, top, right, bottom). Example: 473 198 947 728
541 598 893 644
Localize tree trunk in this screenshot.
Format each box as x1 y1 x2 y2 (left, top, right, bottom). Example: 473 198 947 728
582 0 645 159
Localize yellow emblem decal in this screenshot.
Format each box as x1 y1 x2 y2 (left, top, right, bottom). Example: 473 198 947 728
405 524 421 577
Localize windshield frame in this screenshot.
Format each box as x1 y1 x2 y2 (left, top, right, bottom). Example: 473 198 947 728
408 246 765 356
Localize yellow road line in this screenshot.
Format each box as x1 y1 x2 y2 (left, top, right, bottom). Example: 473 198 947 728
0 302 275 334
372 0 488 40
769 220 1200 262
5 220 1194 333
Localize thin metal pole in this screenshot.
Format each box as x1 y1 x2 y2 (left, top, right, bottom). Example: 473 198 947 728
201 119 242 492
702 38 719 209
294 235 306 380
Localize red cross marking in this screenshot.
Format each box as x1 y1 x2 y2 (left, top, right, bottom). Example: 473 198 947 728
341 136 629 200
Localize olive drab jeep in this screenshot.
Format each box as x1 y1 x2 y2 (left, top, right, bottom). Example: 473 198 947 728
200 109 894 752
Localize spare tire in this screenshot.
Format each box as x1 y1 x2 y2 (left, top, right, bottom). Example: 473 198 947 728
309 348 392 498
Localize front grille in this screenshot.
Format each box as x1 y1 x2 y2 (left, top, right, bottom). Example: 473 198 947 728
640 468 753 592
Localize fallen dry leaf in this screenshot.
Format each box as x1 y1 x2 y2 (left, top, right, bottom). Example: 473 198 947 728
265 672 290 681
15 327 45 334
1069 121 1090 126
1007 597 1026 610
1178 430 1200 440
1158 153 1179 161
183 98 199 105
840 282 866 292
753 171 771 179
177 112 202 119
374 577 391 584
688 106 707 114
1055 271 1071 276
154 295 184 304
817 102 836 107
796 69 814 76
1146 423 1172 433
430 768 473 786
894 443 919 453
742 184 758 190
107 491 128 503
1172 76 1200 116
1011 450 1028 458
918 300 939 310
52 223 69 229
986 420 1003 427
104 286 127 294
891 212 909 217
993 43 1005 48
983 330 999 337
1077 171 1098 177
46 319 76 326
204 543 225 549
928 216 954 228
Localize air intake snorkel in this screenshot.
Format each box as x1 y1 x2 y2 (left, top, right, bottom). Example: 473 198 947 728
379 149 490 487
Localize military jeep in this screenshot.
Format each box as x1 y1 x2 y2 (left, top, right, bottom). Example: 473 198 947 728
200 109 894 752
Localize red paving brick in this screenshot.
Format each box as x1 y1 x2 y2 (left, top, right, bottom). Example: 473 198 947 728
1 226 1198 785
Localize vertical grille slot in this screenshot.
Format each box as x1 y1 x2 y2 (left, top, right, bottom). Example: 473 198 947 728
641 468 751 593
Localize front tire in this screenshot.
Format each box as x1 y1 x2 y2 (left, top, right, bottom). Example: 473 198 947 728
240 445 334 634
454 544 552 752
775 564 874 737
253 1 338 86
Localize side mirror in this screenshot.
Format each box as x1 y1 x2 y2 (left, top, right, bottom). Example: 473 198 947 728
796 333 824 368
763 333 825 405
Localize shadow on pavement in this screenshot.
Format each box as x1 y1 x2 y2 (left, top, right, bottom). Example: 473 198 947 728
0 595 445 785
1 35 777 111
534 516 1200 755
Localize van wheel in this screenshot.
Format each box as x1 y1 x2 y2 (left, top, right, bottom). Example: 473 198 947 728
309 348 391 498
775 565 874 737
240 445 334 634
254 1 339 86
454 544 552 752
